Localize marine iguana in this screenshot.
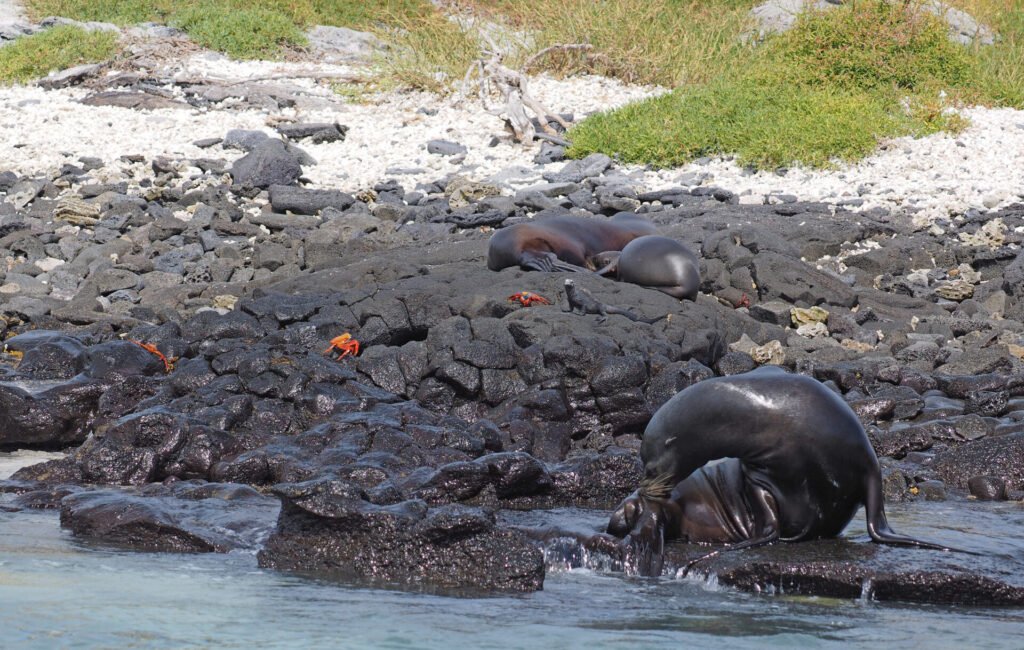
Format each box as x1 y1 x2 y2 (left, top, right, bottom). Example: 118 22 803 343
563 279 667 324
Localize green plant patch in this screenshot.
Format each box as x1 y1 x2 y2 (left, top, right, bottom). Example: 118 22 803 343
0 25 119 85
24 0 437 60
374 11 482 93
568 79 924 169
307 0 437 29
767 1 974 91
569 0 1012 170
24 0 172 24
171 3 307 60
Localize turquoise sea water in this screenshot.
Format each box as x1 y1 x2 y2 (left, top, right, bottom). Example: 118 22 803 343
2 501 1024 650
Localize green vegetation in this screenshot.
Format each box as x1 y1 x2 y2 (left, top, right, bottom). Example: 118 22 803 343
569 0 1023 169
24 0 436 60
378 0 756 90
0 25 118 85
14 0 1024 168
569 81 910 169
171 3 306 60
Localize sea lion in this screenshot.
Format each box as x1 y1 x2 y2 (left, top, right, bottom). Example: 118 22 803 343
595 235 701 300
486 213 657 273
608 366 959 575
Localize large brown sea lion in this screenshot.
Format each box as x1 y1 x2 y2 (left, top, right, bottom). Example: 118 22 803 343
486 213 657 273
608 366 961 575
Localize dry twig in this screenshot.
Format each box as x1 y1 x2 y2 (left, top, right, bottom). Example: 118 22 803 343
459 36 585 145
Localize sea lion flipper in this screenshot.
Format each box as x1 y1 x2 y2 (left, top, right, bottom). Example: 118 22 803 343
864 470 974 553
680 530 781 577
521 252 590 273
623 527 665 577
593 251 620 277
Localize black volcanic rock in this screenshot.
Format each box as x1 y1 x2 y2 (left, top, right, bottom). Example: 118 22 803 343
60 482 279 552
258 480 544 592
230 140 304 189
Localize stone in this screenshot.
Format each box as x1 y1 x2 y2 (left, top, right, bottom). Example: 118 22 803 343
427 140 467 156
543 153 612 183
60 484 280 552
230 140 304 189
791 305 829 327
967 475 1009 501
932 433 1024 490
305 25 385 63
80 92 189 111
93 268 140 294
276 122 348 144
445 177 501 209
729 334 785 365
258 483 544 592
534 142 566 164
223 129 270 151
748 300 793 326
268 185 355 215
37 63 102 90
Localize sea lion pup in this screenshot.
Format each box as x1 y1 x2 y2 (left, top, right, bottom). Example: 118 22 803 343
594 235 701 300
608 366 961 576
486 213 657 272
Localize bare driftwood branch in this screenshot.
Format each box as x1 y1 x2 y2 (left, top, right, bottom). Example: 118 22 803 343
461 40 585 145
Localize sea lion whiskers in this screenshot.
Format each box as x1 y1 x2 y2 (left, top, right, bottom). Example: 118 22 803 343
639 472 675 500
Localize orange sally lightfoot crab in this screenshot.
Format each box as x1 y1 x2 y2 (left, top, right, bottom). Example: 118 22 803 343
131 340 176 373
324 333 360 360
507 291 552 307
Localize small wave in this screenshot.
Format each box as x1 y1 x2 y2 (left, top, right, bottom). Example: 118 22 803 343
0 450 66 480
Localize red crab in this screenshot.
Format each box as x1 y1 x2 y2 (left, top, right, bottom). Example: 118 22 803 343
507 291 552 307
132 340 175 373
324 333 360 360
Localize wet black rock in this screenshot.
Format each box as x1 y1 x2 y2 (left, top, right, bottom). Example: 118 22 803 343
932 433 1024 490
4 330 87 379
258 479 544 592
0 378 106 450
967 475 1010 501
676 539 1024 606
60 482 280 552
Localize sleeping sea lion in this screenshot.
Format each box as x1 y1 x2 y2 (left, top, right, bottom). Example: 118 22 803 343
594 235 701 300
608 366 961 575
486 213 657 272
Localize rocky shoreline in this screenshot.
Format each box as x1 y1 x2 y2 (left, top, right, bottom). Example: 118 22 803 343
3 12 1024 603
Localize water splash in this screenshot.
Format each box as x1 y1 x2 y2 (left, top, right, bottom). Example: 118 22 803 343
542 537 623 573
860 577 875 602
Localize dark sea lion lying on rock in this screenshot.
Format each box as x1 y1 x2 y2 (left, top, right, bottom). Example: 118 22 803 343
608 366 962 576
594 235 701 300
486 213 657 272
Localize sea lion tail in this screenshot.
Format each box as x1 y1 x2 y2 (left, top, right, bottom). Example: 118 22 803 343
864 468 977 554
638 472 675 500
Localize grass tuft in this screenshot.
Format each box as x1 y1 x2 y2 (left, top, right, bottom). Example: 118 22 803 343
569 80 917 169
24 0 437 60
170 3 307 60
0 25 119 85
374 12 485 93
569 0 1021 170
